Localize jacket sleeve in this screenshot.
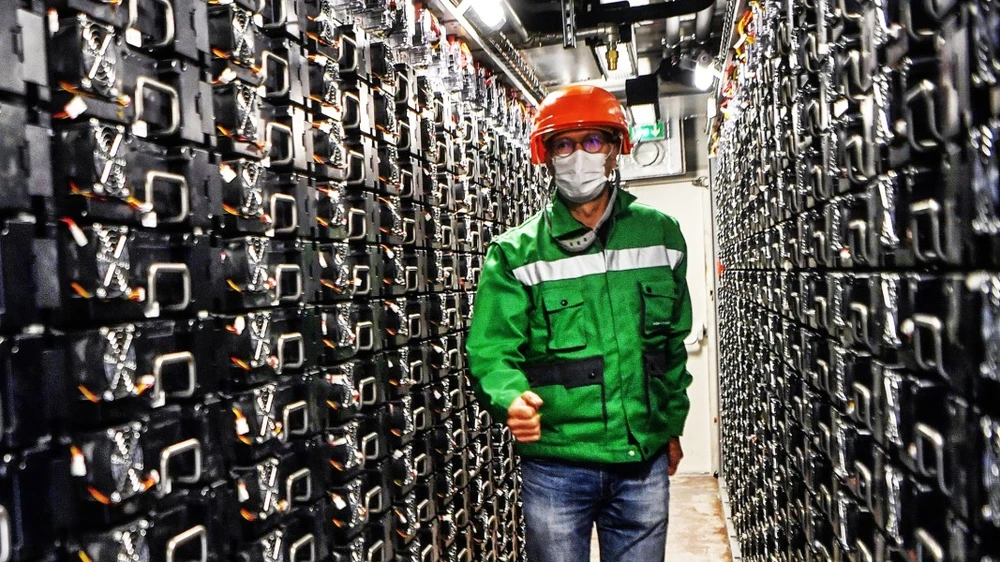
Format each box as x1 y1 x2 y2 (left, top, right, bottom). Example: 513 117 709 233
664 234 694 437
465 242 532 423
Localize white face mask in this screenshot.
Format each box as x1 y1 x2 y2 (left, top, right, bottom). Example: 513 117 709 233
551 150 611 203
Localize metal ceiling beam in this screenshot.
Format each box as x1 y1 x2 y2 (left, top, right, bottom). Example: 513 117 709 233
578 0 717 26
524 0 717 34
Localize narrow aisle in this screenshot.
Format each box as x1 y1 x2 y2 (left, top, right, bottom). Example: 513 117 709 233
588 476 733 561
666 476 732 561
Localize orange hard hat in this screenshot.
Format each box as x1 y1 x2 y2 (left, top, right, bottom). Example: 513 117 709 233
529 85 633 165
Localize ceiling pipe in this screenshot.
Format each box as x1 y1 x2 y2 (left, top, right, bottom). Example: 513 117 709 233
694 5 714 45
664 17 680 57
525 0 715 35
529 26 612 47
578 0 716 26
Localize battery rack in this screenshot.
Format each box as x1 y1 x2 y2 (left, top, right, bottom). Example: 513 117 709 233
0 1 548 562
712 0 1000 560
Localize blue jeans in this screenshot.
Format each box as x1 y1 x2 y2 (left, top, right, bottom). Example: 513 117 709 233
520 450 671 562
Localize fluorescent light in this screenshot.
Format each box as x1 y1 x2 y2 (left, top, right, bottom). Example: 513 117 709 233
630 104 657 125
460 0 507 30
594 43 636 81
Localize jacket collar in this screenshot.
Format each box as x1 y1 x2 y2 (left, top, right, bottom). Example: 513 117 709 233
545 184 636 241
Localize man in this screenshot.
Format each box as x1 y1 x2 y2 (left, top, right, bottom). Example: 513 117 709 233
466 84 694 562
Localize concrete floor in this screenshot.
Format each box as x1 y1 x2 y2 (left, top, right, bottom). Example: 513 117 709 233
588 475 733 561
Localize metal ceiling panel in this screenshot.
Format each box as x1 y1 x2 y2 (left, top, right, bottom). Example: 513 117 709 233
520 44 604 87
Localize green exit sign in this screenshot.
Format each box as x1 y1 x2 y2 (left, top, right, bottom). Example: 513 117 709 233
630 122 666 142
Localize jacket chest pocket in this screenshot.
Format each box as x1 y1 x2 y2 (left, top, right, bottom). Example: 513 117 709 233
640 279 677 336
542 289 588 352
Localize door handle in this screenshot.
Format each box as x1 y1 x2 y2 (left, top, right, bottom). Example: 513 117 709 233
684 323 707 352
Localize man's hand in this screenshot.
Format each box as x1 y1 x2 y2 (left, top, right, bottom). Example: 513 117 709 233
667 437 684 476
507 391 544 442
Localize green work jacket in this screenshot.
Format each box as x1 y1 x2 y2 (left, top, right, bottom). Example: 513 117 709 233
466 187 694 464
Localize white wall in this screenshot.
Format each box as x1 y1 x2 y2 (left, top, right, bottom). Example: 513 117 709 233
630 178 720 475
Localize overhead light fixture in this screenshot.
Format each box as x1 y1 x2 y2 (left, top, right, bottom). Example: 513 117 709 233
630 104 658 125
458 0 507 31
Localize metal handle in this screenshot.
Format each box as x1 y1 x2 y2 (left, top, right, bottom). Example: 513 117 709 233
405 266 419 293
454 507 468 528
347 208 369 241
143 171 189 224
353 265 371 295
413 406 428 432
270 195 298 235
359 377 378 406
812 231 828 265
815 296 828 327
365 540 384 562
159 438 202 496
446 349 461 370
362 432 380 460
853 460 874 511
166 526 207 562
442 225 454 248
346 149 365 183
355 321 374 352
128 0 176 48
848 219 869 263
134 77 181 136
261 51 290 98
403 218 417 245
904 80 945 149
146 263 191 316
152 351 196 406
909 199 945 261
364 486 383 514
277 332 305 372
342 92 361 129
417 498 432 522
849 302 869 344
415 453 431 477
452 426 466 449
848 134 874 184
274 264 303 302
265 122 295 167
407 314 422 340
285 467 313 505
290 534 316 562
816 360 830 396
915 528 945 562
0 506 10 562
817 422 832 457
852 383 872 429
911 314 945 374
446 308 459 329
914 422 950 493
410 359 426 386
282 400 309 441
339 36 359 73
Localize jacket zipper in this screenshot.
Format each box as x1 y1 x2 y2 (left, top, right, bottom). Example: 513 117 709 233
595 218 617 430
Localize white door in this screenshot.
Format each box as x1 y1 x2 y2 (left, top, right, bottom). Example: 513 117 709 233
629 180 719 475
